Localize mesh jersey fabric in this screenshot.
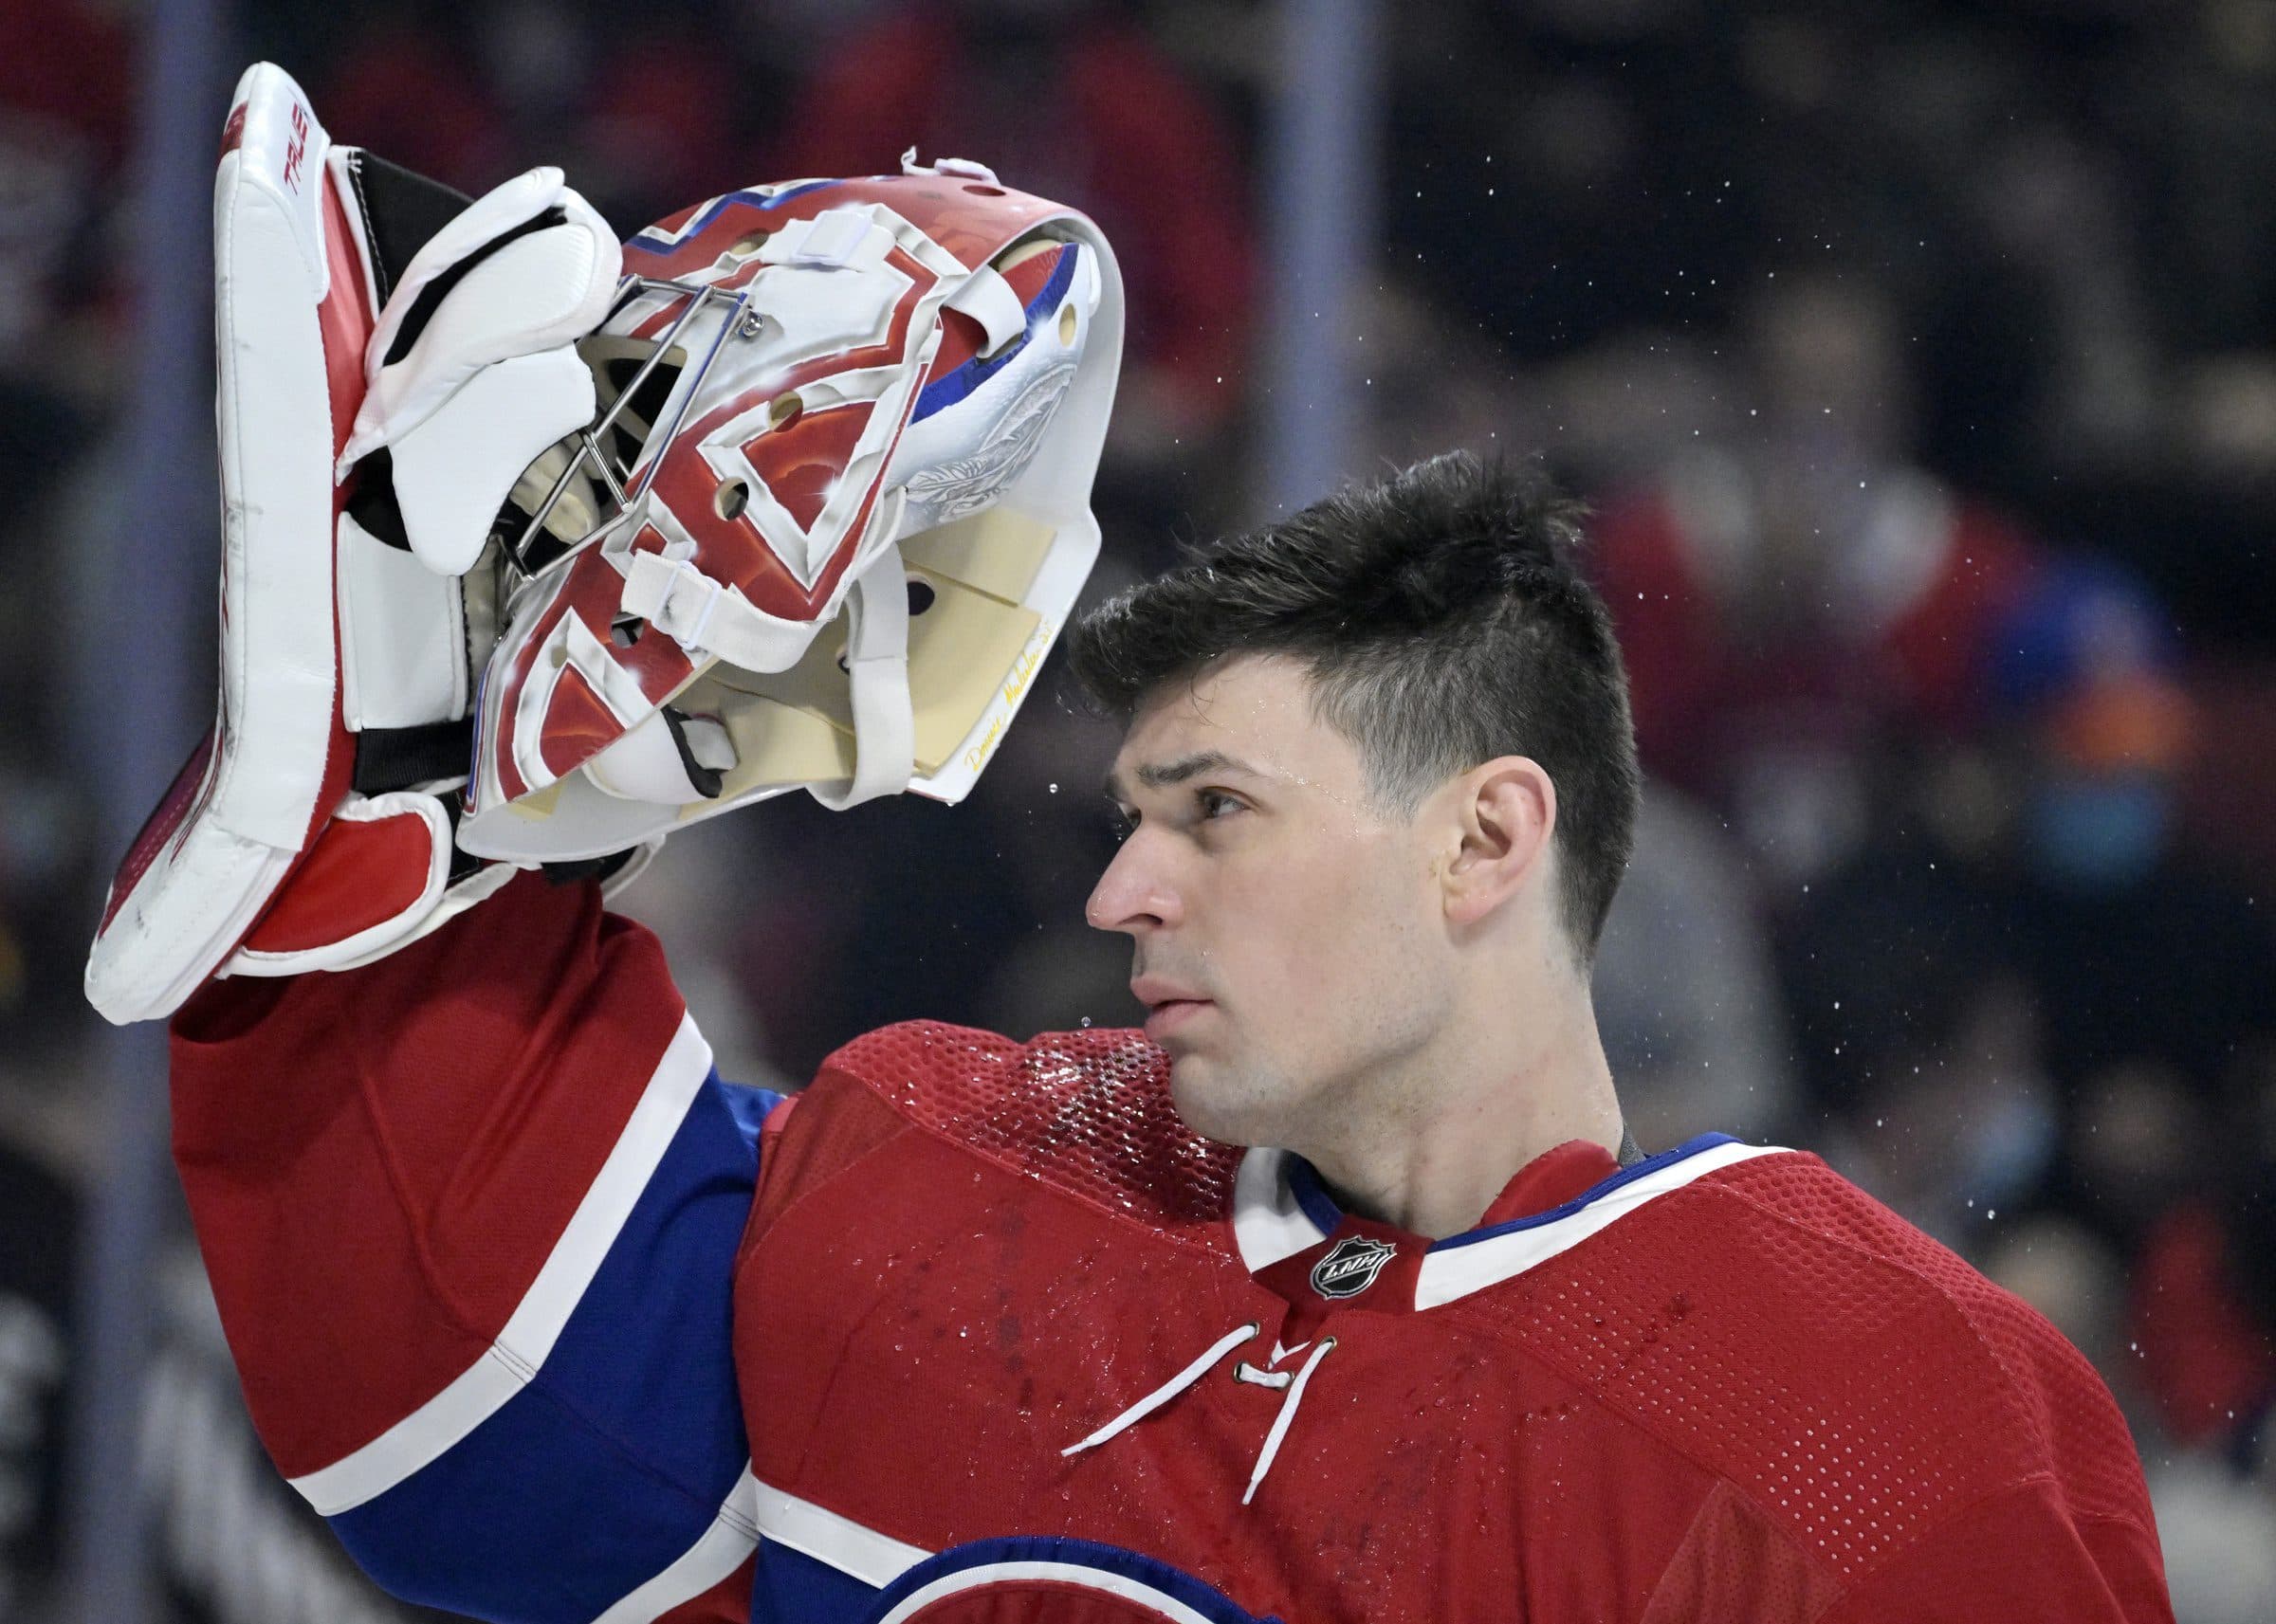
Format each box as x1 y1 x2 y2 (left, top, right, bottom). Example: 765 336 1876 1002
815 1020 1240 1227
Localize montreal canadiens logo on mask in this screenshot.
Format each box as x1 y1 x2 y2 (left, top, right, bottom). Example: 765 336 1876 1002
1309 1235 1398 1300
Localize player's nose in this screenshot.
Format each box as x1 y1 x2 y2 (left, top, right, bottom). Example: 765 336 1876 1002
1085 833 1184 935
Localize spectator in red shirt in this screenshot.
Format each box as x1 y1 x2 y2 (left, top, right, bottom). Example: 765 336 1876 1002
776 0 1253 447
1593 274 2040 838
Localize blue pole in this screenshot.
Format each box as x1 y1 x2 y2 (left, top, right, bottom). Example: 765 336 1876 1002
63 0 228 1615
1257 0 1386 518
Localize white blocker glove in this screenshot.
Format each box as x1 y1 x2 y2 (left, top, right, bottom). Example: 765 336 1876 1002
84 61 632 1025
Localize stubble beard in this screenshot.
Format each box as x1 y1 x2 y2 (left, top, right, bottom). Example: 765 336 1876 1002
1166 1047 1298 1149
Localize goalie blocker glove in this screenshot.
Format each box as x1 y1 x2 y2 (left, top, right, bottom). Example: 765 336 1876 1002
83 63 627 1024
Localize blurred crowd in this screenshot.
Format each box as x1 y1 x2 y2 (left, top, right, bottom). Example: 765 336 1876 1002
3 0 2274 1619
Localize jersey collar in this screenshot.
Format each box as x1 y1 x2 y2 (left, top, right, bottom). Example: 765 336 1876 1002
1231 1133 1787 1310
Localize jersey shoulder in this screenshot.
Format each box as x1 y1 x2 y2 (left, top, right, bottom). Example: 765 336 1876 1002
1699 1155 2120 1408
1486 1150 2154 1578
803 1019 1242 1231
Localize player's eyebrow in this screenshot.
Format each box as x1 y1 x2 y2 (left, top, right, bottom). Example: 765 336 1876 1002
1103 750 1264 804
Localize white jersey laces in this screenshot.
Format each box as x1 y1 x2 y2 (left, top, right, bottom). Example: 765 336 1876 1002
1058 1321 1339 1504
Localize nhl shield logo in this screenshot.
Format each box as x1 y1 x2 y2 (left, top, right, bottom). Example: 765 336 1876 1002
1309 1235 1398 1300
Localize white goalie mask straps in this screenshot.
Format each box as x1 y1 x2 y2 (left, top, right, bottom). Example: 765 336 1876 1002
608 500 916 811
810 546 916 811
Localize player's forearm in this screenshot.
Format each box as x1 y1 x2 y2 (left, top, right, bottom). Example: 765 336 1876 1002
171 870 656 1469
172 873 764 1617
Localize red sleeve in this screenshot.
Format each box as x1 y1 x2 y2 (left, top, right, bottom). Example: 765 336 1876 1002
171 872 688 1472
1820 1476 2174 1624
171 872 764 1621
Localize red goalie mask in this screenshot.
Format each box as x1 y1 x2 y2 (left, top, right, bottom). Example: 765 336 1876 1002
457 153 1125 862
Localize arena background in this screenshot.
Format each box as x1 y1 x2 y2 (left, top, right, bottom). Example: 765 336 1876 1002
3 0 2273 1617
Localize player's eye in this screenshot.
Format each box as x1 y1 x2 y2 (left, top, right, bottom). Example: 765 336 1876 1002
1108 805 1138 841
1196 788 1245 821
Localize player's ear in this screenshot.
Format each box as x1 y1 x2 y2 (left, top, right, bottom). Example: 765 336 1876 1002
1439 757 1556 927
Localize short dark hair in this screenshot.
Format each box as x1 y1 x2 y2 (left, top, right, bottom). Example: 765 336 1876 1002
1067 450 1641 958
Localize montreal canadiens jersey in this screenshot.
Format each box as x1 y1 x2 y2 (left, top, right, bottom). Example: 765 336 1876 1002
170 875 2173 1623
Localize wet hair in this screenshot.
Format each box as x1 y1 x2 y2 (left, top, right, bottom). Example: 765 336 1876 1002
1067 449 1640 958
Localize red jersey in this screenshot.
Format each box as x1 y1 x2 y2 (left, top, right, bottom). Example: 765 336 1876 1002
171 875 2172 1622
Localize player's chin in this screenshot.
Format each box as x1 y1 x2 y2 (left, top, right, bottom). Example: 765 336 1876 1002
1165 1057 1273 1148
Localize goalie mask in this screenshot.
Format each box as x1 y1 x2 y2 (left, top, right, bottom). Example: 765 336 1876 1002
455 154 1124 862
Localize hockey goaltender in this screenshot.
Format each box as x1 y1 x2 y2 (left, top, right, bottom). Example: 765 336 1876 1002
88 64 2174 1624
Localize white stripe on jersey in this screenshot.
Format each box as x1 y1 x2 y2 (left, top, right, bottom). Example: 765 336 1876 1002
1414 1140 1788 1308
593 1468 761 1624
751 1478 931 1588
289 1013 717 1515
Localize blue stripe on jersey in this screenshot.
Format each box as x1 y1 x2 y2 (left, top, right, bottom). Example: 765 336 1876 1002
1428 1132 1740 1251
1285 1132 1743 1253
329 1072 772 1623
1285 1155 1344 1237
753 1539 886 1624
